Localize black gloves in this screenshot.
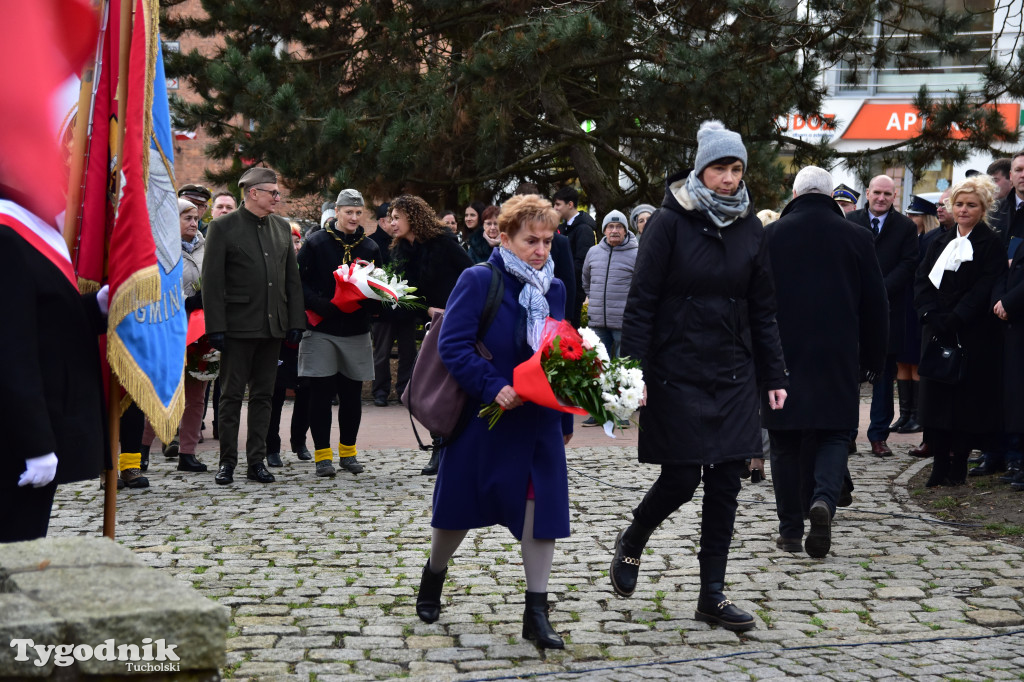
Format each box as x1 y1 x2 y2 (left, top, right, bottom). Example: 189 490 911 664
285 328 304 348
184 292 203 313
207 333 226 352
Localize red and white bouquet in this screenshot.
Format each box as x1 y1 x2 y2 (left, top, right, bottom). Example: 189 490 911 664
185 310 220 381
478 318 644 437
307 259 422 326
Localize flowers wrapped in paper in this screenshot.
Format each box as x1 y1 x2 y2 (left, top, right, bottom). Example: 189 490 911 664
307 259 421 326
185 310 220 380
480 318 644 437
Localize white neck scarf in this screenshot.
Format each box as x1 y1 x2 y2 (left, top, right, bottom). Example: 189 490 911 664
928 228 974 288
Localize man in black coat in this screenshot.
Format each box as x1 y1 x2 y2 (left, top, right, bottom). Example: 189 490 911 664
765 167 889 558
846 174 918 456
552 186 597 327
990 152 1024 246
993 234 1024 488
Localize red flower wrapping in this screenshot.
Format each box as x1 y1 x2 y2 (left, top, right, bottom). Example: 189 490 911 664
512 318 589 415
186 309 206 346
330 275 367 313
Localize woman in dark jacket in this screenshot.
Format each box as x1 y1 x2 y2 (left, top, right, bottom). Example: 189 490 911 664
297 189 381 478
415 194 572 649
611 121 789 632
463 201 492 263
915 175 1007 486
389 194 474 474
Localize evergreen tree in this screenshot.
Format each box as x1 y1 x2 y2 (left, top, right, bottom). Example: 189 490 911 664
163 0 1024 210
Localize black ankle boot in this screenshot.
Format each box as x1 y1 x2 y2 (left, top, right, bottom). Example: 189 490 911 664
890 379 911 432
609 521 655 597
694 556 755 632
522 591 563 649
416 559 447 623
420 448 440 476
926 451 951 487
177 453 208 472
140 444 150 472
948 450 969 485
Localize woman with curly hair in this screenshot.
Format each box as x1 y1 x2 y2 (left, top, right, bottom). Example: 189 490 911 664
390 195 474 474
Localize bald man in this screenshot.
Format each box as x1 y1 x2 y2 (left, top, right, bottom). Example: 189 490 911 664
846 175 918 457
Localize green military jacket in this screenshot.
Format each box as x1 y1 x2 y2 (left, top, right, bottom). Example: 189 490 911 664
201 206 305 338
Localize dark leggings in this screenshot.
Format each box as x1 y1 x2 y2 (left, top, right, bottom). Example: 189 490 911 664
633 460 745 560
120 402 145 453
309 374 363 450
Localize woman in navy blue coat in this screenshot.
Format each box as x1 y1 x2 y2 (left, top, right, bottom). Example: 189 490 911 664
415 194 572 649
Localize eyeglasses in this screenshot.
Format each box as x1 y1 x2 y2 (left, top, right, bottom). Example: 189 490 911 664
252 188 281 199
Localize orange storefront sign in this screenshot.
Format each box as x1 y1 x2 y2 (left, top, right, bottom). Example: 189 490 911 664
842 102 1020 140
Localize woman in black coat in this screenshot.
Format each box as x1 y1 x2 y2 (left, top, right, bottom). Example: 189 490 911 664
611 121 789 632
389 194 474 474
914 175 1007 486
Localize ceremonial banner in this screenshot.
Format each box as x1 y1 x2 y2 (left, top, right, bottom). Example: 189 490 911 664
105 0 185 442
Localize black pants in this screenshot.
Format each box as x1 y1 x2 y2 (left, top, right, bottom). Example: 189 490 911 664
268 382 311 453
120 402 145 453
633 460 745 560
218 337 281 468
203 378 221 433
371 318 417 400
309 374 363 450
0 480 57 542
768 429 848 539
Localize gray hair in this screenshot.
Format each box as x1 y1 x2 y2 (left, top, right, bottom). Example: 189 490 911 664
792 166 834 197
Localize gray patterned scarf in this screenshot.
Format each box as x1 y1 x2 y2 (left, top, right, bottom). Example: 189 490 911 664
499 247 554 351
684 170 750 228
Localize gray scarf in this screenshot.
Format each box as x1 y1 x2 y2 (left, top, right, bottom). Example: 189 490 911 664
499 247 554 351
181 235 199 254
684 170 750 228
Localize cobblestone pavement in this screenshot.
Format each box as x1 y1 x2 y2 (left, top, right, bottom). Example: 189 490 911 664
49 402 1024 681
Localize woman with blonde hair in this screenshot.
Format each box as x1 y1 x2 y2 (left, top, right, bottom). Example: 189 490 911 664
415 194 572 649
914 175 1007 486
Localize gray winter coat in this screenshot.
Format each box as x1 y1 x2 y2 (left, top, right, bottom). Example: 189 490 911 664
582 233 638 329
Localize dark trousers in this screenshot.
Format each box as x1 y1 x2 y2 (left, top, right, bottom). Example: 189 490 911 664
218 337 281 468
867 355 898 441
370 318 417 400
768 429 848 539
309 374 363 450
204 379 221 434
268 382 311 453
120 402 145 452
0 480 57 542
632 460 745 560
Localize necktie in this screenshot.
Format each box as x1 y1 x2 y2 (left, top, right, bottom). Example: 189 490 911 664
871 217 880 237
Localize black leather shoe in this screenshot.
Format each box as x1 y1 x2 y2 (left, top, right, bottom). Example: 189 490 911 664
214 464 234 485
522 591 564 649
247 463 275 483
968 453 985 464
266 451 283 467
177 453 208 472
896 418 922 434
140 445 150 472
805 500 832 558
695 585 755 632
837 480 853 507
420 449 439 476
998 468 1023 484
609 522 655 597
775 536 803 552
294 445 313 461
969 460 1006 477
373 395 388 407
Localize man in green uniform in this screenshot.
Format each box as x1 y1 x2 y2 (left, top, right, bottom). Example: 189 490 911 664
202 167 305 485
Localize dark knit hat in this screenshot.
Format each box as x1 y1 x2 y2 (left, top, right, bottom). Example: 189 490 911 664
694 120 747 175
238 167 277 188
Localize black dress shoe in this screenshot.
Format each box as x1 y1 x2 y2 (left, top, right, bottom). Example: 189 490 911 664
373 395 388 407
177 453 208 472
294 445 313 461
247 463 275 483
266 451 283 467
215 464 234 485
969 461 1006 477
998 468 1024 484
896 418 922 434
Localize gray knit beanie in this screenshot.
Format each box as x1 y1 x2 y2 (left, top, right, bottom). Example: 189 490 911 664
693 120 747 176
602 210 629 231
629 204 656 230
335 188 364 207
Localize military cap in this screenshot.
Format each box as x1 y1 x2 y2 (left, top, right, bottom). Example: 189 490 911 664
906 195 938 216
832 183 860 204
335 188 364 207
238 167 277 188
178 183 211 202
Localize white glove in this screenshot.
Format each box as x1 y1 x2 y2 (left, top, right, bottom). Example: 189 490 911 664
96 284 110 315
18 453 58 488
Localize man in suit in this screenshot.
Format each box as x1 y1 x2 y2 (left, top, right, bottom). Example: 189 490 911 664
552 186 597 327
990 152 1024 244
202 167 306 485
846 174 918 457
765 166 889 557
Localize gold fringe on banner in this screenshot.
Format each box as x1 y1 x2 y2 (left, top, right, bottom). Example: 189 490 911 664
106 264 185 444
78 278 101 294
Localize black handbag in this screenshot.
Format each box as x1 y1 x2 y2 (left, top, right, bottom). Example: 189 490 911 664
918 334 965 385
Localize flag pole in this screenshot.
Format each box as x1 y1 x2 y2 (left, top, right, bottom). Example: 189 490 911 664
103 0 134 539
